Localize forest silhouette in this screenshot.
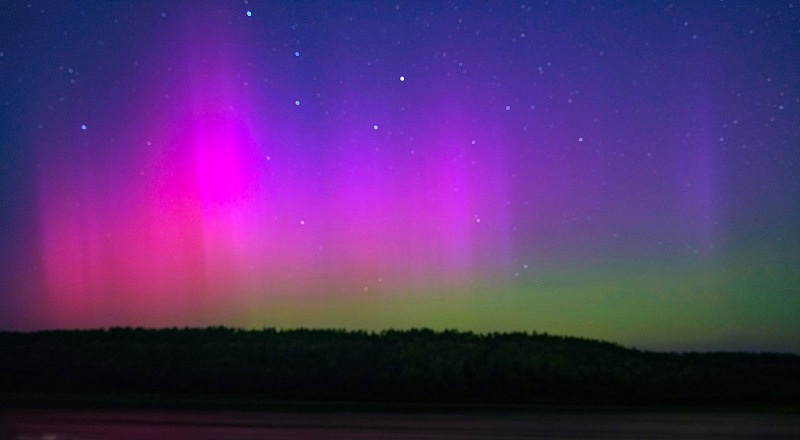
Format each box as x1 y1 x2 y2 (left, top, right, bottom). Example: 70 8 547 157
2 327 798 408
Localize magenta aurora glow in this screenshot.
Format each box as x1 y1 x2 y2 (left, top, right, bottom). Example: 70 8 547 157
1 2 798 353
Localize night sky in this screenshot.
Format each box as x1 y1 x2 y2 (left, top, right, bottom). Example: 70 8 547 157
1 1 798 352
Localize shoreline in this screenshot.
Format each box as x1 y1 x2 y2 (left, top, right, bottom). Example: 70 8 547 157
3 392 797 414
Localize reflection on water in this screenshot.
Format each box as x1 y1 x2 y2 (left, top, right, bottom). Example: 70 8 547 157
2 409 799 440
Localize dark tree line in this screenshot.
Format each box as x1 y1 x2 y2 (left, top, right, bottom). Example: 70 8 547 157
1 327 798 407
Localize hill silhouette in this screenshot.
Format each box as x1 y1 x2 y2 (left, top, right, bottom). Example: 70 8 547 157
2 327 798 408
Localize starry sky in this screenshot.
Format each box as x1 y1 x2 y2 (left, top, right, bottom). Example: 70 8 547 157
1 1 799 352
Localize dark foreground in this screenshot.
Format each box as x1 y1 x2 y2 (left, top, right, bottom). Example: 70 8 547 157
2 327 799 408
3 408 800 440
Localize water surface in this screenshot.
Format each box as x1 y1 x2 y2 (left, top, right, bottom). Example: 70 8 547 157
2 409 798 439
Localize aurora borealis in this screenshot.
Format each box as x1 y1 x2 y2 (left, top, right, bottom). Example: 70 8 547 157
1 1 798 352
